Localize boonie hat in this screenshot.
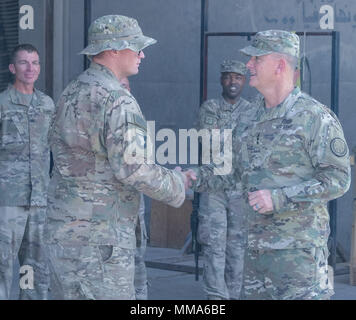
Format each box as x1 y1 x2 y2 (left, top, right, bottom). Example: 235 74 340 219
79 15 157 56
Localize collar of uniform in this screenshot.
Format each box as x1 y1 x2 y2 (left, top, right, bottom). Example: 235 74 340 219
8 84 38 107
219 96 241 112
258 87 301 121
89 62 119 84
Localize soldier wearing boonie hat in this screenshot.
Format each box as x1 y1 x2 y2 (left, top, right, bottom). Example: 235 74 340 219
46 15 187 300
79 15 156 58
195 59 258 300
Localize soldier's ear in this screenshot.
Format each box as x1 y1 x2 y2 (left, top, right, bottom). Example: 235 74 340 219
276 58 286 74
9 64 16 75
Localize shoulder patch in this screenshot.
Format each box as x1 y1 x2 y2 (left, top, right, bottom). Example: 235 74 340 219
126 111 146 130
330 137 347 157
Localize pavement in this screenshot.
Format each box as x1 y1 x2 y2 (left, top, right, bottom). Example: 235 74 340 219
8 245 356 300
145 246 356 300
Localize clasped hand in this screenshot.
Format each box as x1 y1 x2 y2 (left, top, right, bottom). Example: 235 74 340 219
174 166 196 190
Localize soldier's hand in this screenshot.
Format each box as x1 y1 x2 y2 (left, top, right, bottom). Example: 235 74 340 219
175 167 197 190
248 189 274 214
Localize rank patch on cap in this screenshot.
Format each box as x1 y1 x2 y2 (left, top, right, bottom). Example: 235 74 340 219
330 137 347 157
205 117 214 125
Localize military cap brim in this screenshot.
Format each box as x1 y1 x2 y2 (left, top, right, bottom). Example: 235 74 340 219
79 34 157 56
239 45 273 57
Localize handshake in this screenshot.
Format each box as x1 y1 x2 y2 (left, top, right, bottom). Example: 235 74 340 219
174 166 197 190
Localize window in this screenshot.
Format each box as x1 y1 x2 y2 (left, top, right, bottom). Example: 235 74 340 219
0 1 19 92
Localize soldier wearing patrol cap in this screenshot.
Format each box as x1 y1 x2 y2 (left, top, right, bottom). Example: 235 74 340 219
45 15 188 300
196 59 257 300
239 30 350 300
187 30 351 300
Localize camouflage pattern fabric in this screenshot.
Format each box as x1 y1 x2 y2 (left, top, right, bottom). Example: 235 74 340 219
134 194 148 300
192 86 350 299
0 85 54 300
242 246 332 299
198 191 246 300
239 87 350 251
197 96 252 300
191 93 262 192
220 59 247 75
80 15 157 57
47 244 135 300
0 85 55 207
0 206 50 300
240 30 299 58
46 62 185 299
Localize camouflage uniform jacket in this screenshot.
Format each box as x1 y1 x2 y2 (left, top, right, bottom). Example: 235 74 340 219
193 87 350 249
0 85 55 207
239 87 350 250
46 62 185 248
197 96 251 193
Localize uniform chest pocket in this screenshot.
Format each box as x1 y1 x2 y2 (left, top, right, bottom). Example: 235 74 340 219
0 117 26 161
246 132 281 169
267 134 306 167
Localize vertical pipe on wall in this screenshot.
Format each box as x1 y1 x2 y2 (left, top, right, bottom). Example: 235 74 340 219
191 0 209 281
84 0 92 70
45 0 53 97
200 0 208 105
329 31 340 272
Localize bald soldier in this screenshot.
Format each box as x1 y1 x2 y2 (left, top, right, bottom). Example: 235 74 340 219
197 60 252 300
185 30 350 300
46 15 187 300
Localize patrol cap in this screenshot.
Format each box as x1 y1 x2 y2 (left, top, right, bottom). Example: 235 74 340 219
220 59 247 75
240 30 299 59
79 15 157 56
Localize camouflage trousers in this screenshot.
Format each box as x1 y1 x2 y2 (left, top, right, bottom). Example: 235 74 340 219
134 194 148 300
47 244 135 300
0 206 50 300
198 191 247 300
242 246 334 300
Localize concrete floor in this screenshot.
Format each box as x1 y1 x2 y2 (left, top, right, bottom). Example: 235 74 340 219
145 246 356 300
8 246 356 300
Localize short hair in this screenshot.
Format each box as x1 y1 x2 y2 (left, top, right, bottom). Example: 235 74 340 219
271 52 298 70
10 44 39 64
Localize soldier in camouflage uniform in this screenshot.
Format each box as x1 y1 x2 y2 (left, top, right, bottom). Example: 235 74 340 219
46 15 186 300
119 76 148 300
0 44 54 299
187 30 351 300
197 60 250 300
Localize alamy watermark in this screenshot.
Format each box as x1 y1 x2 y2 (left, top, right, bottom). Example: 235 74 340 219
19 265 34 290
124 121 233 175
